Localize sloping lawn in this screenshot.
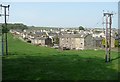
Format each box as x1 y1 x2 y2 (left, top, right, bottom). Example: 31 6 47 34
2 33 119 80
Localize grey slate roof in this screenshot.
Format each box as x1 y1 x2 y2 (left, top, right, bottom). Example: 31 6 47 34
94 37 103 40
35 37 46 40
59 33 90 38
48 33 58 36
35 32 46 35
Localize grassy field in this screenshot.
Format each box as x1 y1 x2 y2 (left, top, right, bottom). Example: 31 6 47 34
2 33 120 80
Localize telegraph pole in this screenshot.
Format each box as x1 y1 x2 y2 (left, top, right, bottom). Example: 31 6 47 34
108 14 113 62
105 14 109 62
0 22 4 56
103 12 113 63
1 25 4 56
0 4 10 56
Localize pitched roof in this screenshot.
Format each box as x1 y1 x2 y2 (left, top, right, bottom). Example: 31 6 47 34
48 33 58 36
35 32 46 35
94 37 103 40
59 33 90 38
36 37 46 40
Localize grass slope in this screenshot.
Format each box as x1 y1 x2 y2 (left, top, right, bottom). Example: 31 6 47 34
2 33 119 80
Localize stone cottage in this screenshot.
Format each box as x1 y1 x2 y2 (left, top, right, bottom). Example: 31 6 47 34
59 33 93 50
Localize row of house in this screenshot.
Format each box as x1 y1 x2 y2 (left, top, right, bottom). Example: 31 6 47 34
59 34 119 50
29 37 52 46
10 28 120 50
59 33 93 50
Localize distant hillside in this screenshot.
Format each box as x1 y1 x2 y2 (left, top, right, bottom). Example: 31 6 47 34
28 26 60 30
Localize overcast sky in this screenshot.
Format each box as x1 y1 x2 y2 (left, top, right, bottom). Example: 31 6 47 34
0 2 118 28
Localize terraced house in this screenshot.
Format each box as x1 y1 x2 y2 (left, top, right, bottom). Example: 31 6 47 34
59 33 94 50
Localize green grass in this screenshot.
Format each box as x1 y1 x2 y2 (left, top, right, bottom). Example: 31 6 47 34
2 33 120 80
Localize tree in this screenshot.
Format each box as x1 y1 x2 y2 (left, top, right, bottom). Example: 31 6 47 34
114 40 119 47
54 36 59 44
102 38 106 47
79 26 85 31
7 23 28 31
2 24 9 33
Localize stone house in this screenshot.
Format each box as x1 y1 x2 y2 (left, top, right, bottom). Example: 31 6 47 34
30 37 52 46
34 32 47 37
30 37 45 46
92 32 105 38
93 37 103 48
59 33 93 50
48 32 58 43
45 38 52 46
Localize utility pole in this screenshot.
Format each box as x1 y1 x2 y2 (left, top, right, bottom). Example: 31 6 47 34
109 14 113 62
1 24 4 56
103 12 113 63
0 4 10 56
